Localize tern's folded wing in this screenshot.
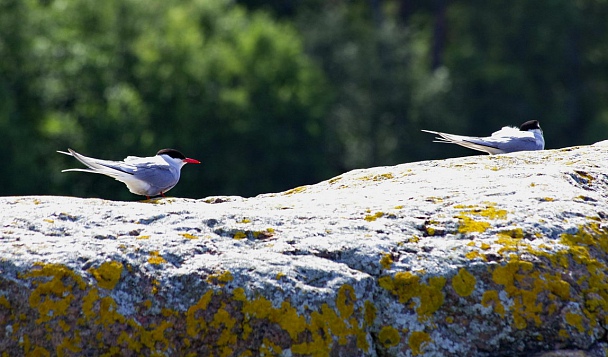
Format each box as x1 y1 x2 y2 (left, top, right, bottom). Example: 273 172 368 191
472 135 541 153
131 165 179 192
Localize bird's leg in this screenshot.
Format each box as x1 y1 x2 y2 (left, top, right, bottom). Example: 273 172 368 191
161 192 166 197
146 196 150 200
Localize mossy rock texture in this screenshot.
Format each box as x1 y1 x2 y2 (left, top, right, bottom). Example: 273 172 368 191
2 143 608 356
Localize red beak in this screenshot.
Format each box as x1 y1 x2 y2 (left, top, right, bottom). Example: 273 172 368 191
183 158 201 164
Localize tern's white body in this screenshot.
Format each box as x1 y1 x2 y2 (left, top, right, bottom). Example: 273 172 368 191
422 121 545 155
58 148 200 197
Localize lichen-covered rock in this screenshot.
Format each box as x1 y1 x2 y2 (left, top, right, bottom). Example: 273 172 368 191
1 144 608 356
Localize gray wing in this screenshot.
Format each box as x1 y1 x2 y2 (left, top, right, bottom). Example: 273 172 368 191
130 164 180 192
476 135 541 153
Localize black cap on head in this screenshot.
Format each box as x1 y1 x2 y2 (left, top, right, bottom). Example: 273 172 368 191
156 148 186 160
519 120 541 131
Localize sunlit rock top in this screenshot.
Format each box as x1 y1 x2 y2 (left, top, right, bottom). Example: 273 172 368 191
1 143 607 356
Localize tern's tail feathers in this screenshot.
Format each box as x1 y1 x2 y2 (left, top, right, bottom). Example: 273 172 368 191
422 130 502 155
59 148 136 179
61 168 99 174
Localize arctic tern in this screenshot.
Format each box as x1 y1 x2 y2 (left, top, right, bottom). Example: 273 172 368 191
58 148 200 198
421 120 544 155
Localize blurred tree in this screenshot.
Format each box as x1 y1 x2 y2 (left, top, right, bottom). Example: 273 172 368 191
1 0 331 199
2 0 608 200
131 0 332 196
0 0 46 195
443 0 585 148
296 1 456 169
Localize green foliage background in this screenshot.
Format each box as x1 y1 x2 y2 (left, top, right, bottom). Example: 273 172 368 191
1 0 607 199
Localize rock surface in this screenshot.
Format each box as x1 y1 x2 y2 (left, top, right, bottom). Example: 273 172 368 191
1 144 608 356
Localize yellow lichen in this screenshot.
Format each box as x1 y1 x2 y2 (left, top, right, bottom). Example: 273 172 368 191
451 268 476 297
252 228 275 239
364 212 384 222
336 285 356 319
260 338 282 355
380 253 394 269
57 333 82 356
455 203 507 234
465 250 486 261
378 326 400 348
408 331 431 356
425 196 444 203
454 203 507 219
481 290 505 317
28 346 51 357
328 176 342 184
498 228 524 239
147 251 166 265
207 271 234 286
233 231 247 240
491 256 573 330
379 272 445 320
457 215 490 234
25 263 87 324
179 233 198 240
0 295 10 309
283 186 308 195
186 291 213 338
18 261 382 355
364 300 376 325
360 173 395 181
89 261 123 290
565 312 584 333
